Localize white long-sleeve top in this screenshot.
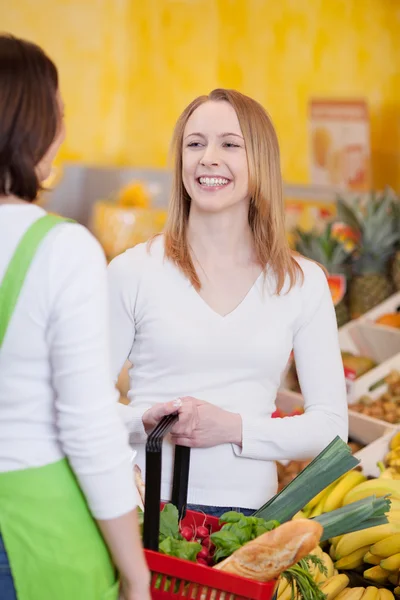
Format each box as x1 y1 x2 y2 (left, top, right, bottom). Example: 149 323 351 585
0 203 138 519
109 235 348 510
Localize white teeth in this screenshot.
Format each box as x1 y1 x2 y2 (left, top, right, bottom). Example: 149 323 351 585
199 177 229 186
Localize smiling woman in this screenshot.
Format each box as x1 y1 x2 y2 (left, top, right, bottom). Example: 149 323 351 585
109 88 348 518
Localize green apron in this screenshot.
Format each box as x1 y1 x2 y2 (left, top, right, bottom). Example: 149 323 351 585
0 214 120 600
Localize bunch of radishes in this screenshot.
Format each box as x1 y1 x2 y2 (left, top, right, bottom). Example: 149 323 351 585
179 518 216 566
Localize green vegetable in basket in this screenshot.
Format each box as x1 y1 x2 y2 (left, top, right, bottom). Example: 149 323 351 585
210 511 279 562
159 537 202 562
159 503 180 542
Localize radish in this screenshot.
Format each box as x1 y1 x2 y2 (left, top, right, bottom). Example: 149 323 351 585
201 536 211 547
180 526 193 541
197 547 209 561
196 557 208 566
196 525 208 540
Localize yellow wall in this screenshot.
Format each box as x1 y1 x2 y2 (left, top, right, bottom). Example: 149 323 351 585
2 0 400 188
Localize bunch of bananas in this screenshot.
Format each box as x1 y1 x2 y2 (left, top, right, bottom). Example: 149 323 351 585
329 518 400 595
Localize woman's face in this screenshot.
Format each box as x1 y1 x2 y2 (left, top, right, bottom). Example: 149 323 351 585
36 91 66 182
182 100 250 214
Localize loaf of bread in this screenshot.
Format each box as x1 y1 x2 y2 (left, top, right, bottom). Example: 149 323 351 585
213 518 323 582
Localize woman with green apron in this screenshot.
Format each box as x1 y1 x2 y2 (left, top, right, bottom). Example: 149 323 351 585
0 35 153 600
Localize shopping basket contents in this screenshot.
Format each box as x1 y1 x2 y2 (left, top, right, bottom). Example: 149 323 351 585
141 414 325 599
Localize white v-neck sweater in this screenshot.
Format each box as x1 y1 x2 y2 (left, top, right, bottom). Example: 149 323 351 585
0 204 137 519
110 236 348 509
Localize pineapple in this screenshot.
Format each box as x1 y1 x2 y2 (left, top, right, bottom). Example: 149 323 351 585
336 191 400 318
391 195 400 291
294 224 352 327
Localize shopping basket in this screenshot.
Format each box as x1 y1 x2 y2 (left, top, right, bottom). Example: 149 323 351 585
142 413 277 600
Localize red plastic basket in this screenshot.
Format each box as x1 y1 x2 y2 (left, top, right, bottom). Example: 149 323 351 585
142 414 277 600
146 508 277 600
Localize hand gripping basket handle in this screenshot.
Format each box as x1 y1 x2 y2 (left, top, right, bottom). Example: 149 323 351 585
143 412 191 551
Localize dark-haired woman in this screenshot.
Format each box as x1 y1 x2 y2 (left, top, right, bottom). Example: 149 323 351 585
0 35 151 600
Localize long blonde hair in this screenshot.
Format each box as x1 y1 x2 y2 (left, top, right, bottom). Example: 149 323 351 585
162 88 303 294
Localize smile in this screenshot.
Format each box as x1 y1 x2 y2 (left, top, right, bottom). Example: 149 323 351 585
198 177 230 187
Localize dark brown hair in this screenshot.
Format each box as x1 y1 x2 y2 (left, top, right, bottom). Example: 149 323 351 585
0 34 59 202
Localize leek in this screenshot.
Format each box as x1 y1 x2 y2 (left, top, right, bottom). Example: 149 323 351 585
254 436 359 522
313 495 390 541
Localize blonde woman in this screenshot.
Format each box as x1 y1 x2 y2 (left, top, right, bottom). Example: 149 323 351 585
110 89 348 517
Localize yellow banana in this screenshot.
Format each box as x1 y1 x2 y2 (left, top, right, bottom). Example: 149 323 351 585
320 574 350 600
371 533 400 558
330 544 337 560
311 544 323 558
361 587 379 600
275 577 288 597
336 524 400 559
343 479 400 505
379 590 395 600
292 510 306 520
315 568 328 584
390 432 400 450
322 551 335 578
335 545 371 570
380 551 400 571
278 581 297 600
336 592 352 600
331 535 343 547
333 569 339 575
337 589 364 600
309 501 325 518
389 510 400 522
323 470 367 512
364 551 382 565
304 483 336 512
363 566 390 585
389 499 400 511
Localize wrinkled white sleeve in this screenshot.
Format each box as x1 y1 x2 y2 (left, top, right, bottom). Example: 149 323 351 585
49 224 138 519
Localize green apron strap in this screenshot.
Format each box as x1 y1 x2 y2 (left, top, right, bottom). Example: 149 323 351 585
0 214 72 348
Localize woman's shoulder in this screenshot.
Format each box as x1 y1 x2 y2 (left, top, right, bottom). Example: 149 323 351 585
45 219 106 264
291 253 329 297
108 234 165 280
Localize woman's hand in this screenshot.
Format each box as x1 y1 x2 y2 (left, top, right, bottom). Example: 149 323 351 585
142 399 182 434
170 396 242 448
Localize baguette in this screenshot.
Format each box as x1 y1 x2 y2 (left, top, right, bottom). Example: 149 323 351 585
213 518 323 582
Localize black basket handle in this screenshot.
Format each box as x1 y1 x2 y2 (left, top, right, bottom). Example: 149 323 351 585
143 412 191 551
